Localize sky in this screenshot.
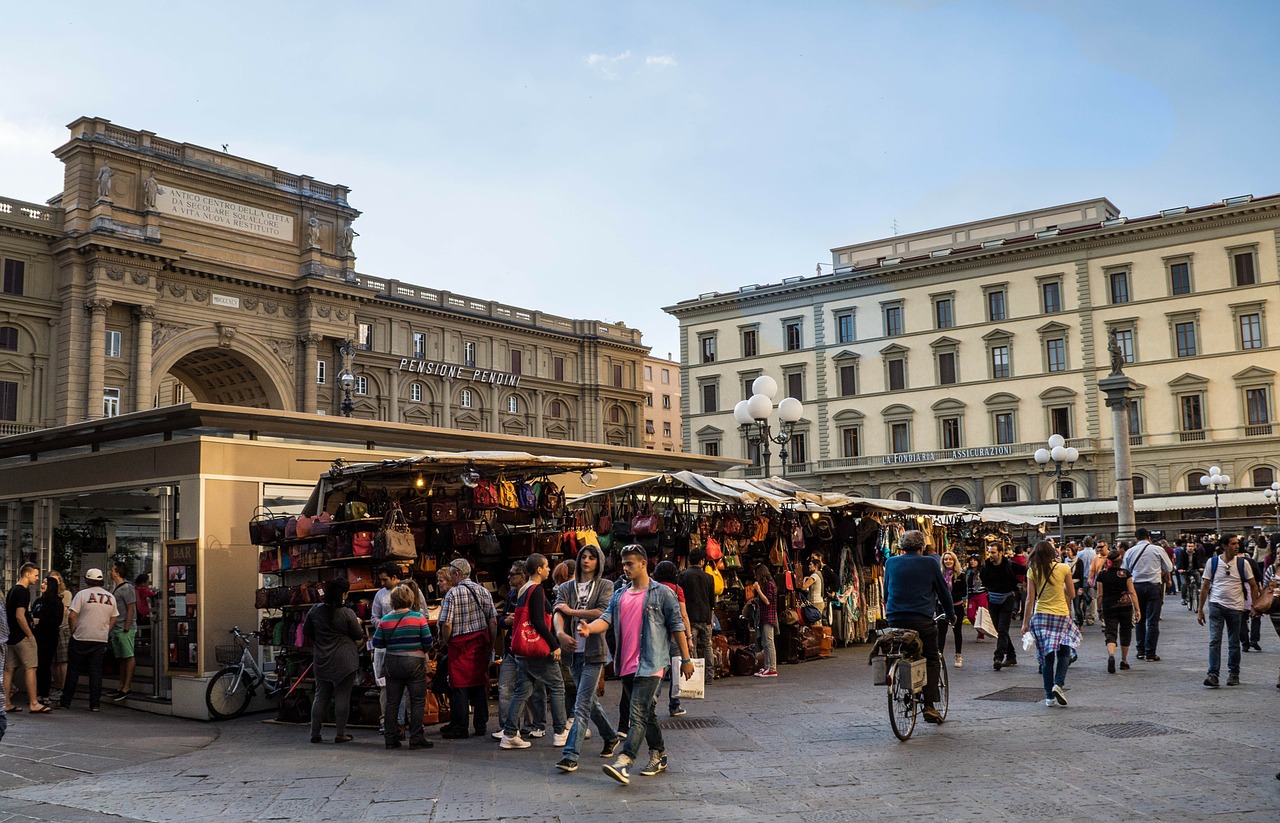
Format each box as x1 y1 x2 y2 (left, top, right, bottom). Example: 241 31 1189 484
4 1 1280 360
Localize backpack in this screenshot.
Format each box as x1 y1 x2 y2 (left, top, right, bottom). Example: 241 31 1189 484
1208 555 1250 601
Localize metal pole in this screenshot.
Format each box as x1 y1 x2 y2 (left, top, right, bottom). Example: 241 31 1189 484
1214 488 1221 534
759 423 771 477
1056 464 1065 543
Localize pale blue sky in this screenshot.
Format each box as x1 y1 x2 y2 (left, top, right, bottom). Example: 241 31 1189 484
3 1 1279 358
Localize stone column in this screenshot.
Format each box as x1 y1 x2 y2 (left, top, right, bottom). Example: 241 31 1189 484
534 390 544 438
133 306 156 412
387 367 399 423
84 298 112 419
441 379 452 428
1100 374 1138 542
300 333 322 414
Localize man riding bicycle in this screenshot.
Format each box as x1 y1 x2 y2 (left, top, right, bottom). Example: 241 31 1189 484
884 530 955 724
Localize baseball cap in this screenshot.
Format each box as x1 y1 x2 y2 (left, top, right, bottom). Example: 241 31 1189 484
85 568 104 583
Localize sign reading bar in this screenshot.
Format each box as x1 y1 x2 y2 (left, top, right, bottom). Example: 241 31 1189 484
398 358 522 387
882 445 1014 465
156 185 295 241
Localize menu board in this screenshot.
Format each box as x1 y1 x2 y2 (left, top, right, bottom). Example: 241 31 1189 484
164 540 199 672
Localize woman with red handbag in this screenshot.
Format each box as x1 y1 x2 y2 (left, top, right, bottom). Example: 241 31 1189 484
497 554 568 750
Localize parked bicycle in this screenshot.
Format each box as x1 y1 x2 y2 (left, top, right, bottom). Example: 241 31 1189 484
869 627 948 741
205 626 283 720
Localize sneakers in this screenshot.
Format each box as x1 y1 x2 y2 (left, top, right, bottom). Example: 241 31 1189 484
1044 698 1055 707
754 669 778 678
600 736 623 758
603 755 633 785
551 728 570 747
111 690 130 702
1107 656 1116 674
1146 654 1161 662
1136 652 1146 660
639 751 668 777
499 733 531 750
526 728 546 739
491 730 506 740
1204 674 1220 688
555 758 579 772
584 728 592 740
1003 658 1018 667
954 654 963 668
1226 674 1240 686
993 659 1002 671
1052 685 1067 706
669 706 687 717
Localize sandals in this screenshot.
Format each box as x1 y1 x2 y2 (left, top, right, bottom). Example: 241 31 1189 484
29 705 52 714
4 706 21 713
334 734 354 744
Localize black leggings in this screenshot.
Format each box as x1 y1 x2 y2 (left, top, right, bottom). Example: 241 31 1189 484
935 616 962 655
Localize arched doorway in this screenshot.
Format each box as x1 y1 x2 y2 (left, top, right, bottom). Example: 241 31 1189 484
152 330 295 411
939 487 972 508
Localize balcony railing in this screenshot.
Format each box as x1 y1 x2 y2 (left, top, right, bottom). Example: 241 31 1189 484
0 422 44 437
1179 429 1206 442
1129 434 1144 446
1245 424 1273 437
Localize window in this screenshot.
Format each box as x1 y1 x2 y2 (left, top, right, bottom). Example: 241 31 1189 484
1240 312 1263 350
662 394 671 409
700 334 716 363
835 312 855 344
838 363 857 397
546 400 561 418
894 490 912 503
1253 467 1275 487
0 327 17 352
994 412 1015 445
938 352 957 385
1175 321 1197 357
507 396 519 414
941 416 961 449
784 320 802 351
645 419 655 435
1045 338 1067 372
1232 249 1257 286
663 422 671 438
412 332 427 359
661 369 670 384
1109 270 1131 304
1041 280 1062 314
702 441 720 457
1114 328 1135 364
933 297 954 330
788 433 807 465
1058 480 1075 499
644 365 653 381
786 372 803 401
1247 388 1270 426
410 382 422 402
1169 260 1192 295
357 322 373 351
105 330 122 359
987 289 1007 322
645 393 653 407
999 484 1018 503
103 387 121 418
1179 394 1203 432
612 364 623 388
887 358 905 391
840 427 861 458
883 304 904 337
0 380 15 421
463 341 476 367
990 344 1010 379
1132 475 1146 495
608 406 622 424
701 383 718 413
554 356 565 382
734 328 757 358
316 360 327 384
355 376 368 395
460 389 473 408
510 350 522 376
2 260 24 296
1127 400 1142 438
1050 406 1071 439
891 422 910 453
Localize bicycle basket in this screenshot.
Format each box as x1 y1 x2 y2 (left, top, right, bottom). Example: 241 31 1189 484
215 644 244 665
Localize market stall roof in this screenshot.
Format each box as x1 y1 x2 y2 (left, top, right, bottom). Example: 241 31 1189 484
323 451 610 482
572 471 830 512
983 489 1264 519
963 509 1052 527
763 477 969 517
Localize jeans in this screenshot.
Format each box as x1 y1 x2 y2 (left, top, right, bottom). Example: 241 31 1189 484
1247 613 1261 646
1072 588 1093 626
1041 646 1071 698
690 623 714 685
760 622 777 671
310 671 356 740
497 653 544 732
1133 582 1164 655
383 654 428 746
1207 602 1246 677
504 656 565 736
987 596 1017 662
60 639 106 709
887 618 942 705
619 673 664 761
1180 572 1196 602
935 615 962 656
561 654 616 762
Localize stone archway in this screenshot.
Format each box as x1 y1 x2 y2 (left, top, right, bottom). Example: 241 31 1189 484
939 486 972 508
152 329 295 411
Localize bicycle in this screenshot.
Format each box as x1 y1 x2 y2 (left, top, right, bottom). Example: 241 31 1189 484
1184 571 1201 612
205 626 283 720
869 627 949 741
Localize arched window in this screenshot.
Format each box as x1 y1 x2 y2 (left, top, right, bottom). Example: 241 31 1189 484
550 400 562 418
1132 475 1146 495
894 490 912 502
0 327 17 352
410 383 422 403
460 389 472 409
999 484 1018 503
939 487 971 507
1253 466 1275 487
507 396 519 414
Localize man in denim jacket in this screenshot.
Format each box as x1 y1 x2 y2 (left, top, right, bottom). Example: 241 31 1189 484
580 545 694 785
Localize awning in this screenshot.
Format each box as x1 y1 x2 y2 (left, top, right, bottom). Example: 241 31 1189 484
987 489 1269 519
572 471 829 512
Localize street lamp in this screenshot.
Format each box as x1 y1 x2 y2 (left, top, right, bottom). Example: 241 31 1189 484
1264 482 1280 529
336 339 356 418
1200 466 1230 534
733 375 806 478
1034 434 1079 544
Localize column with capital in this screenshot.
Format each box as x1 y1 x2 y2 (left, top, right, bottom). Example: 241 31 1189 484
441 379 452 428
387 367 399 422
133 306 156 412
85 298 112 419
534 390 544 438
300 333 322 413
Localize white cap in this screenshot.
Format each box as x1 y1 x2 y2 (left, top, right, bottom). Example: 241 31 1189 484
85 568 104 583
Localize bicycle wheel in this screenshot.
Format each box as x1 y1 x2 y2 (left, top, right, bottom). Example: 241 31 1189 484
937 656 949 722
887 660 917 741
206 666 254 720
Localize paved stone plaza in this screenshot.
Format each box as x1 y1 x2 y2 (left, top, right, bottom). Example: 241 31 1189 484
0 603 1274 822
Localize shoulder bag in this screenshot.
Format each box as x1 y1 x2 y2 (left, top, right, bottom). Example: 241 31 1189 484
374 507 417 560
510 587 552 658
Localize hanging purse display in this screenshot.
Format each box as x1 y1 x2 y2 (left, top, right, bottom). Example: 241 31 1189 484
248 507 290 545
496 477 519 510
374 507 417 560
705 536 723 562
430 498 458 523
473 479 500 509
597 498 613 535
516 481 537 511
352 531 375 557
537 480 565 516
451 521 477 546
477 525 503 559
631 503 661 538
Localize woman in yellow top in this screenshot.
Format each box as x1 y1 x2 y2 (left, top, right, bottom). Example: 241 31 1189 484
1020 540 1083 707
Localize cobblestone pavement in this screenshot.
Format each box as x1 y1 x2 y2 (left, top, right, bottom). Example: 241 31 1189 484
0 601 1275 822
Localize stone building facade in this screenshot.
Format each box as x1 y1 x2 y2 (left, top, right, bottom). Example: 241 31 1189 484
641 354 682 452
0 117 648 446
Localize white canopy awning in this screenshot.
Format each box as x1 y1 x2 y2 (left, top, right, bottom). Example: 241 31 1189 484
988 489 1268 519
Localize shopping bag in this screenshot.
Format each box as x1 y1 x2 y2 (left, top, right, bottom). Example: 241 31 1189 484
669 657 705 700
974 606 997 638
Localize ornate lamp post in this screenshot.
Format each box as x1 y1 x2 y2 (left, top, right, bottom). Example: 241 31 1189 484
1263 481 1280 530
733 375 805 478
336 339 356 418
1034 434 1079 544
1200 466 1230 534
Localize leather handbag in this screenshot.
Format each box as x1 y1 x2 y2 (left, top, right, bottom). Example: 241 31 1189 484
516 481 537 511
478 526 503 559
537 481 565 516
534 532 560 556
1252 579 1278 615
705 536 723 562
597 500 613 535
341 500 369 521
706 564 725 596
352 531 375 557
346 565 375 590
497 478 519 510
430 499 458 523
631 505 661 538
451 521 477 546
248 507 289 545
511 532 536 557
510 589 552 658
473 479 500 509
375 508 417 560
417 553 437 574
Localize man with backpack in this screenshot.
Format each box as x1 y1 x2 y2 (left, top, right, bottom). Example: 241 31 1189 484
1197 534 1261 688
